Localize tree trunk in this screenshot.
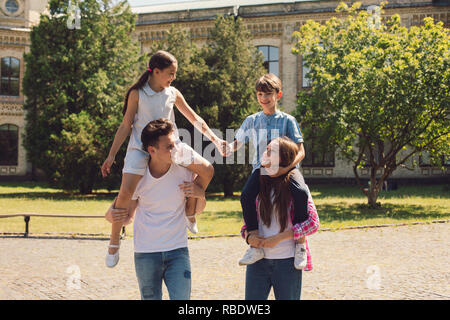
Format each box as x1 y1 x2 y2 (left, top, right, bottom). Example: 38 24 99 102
367 186 379 207
223 181 234 198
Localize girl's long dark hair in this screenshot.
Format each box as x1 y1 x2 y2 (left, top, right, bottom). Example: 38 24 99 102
122 50 177 116
259 137 299 232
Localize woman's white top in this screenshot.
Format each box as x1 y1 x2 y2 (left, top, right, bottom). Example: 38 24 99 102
128 82 178 151
258 192 296 259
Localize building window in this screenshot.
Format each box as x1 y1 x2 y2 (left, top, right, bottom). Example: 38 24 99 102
1 57 20 96
302 140 335 167
419 152 450 167
256 46 279 77
302 56 312 88
5 0 19 13
0 124 18 166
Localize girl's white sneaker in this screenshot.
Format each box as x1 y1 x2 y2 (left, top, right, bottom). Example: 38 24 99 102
105 242 120 268
185 215 198 234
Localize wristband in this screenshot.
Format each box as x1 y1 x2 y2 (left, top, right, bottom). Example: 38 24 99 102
245 233 252 245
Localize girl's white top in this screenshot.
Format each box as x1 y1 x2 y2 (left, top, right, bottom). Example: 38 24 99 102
128 82 178 151
258 191 296 259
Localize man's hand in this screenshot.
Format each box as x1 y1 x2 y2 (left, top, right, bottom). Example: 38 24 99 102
179 181 205 198
105 204 132 225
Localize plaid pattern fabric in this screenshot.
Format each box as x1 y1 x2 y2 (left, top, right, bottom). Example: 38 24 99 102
240 196 320 271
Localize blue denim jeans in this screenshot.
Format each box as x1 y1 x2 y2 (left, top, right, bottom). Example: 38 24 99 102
134 247 191 300
245 258 302 300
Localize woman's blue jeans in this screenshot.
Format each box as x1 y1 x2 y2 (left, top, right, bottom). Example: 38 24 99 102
134 247 191 300
245 258 302 300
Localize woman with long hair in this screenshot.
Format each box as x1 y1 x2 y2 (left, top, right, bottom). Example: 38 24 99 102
243 136 319 300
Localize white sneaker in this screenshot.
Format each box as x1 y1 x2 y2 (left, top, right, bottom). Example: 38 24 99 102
238 247 264 266
186 215 198 234
105 242 120 268
294 243 307 270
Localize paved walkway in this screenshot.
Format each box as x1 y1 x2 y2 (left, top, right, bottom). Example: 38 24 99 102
0 223 449 300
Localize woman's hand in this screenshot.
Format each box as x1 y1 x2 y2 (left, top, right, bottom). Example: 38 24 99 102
179 181 205 198
101 155 115 177
260 234 283 248
247 232 265 248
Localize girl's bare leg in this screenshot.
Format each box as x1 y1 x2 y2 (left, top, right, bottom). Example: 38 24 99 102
185 158 214 220
109 173 142 254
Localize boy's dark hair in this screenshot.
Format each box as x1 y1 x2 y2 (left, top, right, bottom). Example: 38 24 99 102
123 50 177 116
255 73 282 93
141 118 174 152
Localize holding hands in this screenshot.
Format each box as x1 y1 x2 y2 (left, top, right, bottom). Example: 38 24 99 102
246 231 286 249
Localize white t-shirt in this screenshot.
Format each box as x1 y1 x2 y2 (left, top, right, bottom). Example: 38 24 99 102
131 163 194 253
258 193 296 259
128 83 178 152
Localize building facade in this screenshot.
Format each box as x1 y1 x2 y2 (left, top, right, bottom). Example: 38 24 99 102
0 0 448 180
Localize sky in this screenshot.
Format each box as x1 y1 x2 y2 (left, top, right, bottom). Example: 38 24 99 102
127 0 197 7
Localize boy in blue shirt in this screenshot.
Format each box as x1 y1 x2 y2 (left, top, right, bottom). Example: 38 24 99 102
226 73 309 270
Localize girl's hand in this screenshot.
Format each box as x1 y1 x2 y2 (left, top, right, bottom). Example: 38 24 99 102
179 181 205 198
101 155 115 177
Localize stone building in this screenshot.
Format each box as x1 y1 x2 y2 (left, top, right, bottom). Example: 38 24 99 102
0 0 448 181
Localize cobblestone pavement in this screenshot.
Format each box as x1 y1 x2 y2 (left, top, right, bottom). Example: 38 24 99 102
0 223 449 300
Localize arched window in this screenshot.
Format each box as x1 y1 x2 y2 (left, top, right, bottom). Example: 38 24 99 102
0 124 18 165
1 57 20 96
256 46 279 77
5 0 19 14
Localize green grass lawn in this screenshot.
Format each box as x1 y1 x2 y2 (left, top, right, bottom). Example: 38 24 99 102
0 182 448 237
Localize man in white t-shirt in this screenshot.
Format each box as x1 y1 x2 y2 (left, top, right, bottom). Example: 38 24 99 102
106 118 207 300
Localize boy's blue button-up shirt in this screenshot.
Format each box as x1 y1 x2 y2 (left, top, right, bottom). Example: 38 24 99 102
235 110 303 171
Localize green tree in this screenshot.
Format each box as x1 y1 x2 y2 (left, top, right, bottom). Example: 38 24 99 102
23 0 144 193
292 2 449 207
149 16 266 197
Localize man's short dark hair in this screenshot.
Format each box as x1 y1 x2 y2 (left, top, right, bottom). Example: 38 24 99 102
141 118 174 152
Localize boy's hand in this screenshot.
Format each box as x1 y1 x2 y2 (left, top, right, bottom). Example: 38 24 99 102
269 166 291 177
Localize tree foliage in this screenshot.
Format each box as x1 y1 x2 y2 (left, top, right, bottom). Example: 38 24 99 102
23 0 144 193
292 1 449 206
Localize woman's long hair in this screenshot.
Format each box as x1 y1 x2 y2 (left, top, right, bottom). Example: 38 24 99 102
258 137 299 232
122 50 177 116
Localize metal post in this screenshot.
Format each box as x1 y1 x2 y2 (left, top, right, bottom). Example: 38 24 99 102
24 216 30 238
